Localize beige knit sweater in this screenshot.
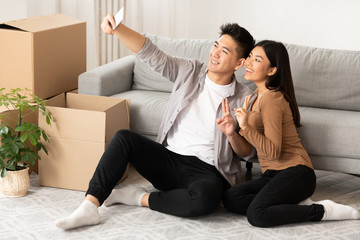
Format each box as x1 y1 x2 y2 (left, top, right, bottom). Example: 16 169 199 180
240 90 313 173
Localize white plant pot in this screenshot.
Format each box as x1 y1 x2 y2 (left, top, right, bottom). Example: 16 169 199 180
0 168 30 197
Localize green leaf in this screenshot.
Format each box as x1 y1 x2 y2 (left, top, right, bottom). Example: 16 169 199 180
35 143 41 151
37 142 48 155
6 164 15 171
0 125 9 135
42 131 49 141
22 152 30 162
12 144 19 154
34 130 41 140
1 168 7 178
39 105 45 111
15 125 27 132
29 135 37 146
20 132 29 142
1 137 12 144
28 158 35 166
6 158 14 165
46 115 52 125
30 151 40 160
15 141 24 150
28 105 36 112
0 158 5 167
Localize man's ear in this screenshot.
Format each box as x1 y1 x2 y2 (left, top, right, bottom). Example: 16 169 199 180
268 67 277 76
234 58 245 71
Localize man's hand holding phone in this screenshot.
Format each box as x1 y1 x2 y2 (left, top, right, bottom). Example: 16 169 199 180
101 7 124 34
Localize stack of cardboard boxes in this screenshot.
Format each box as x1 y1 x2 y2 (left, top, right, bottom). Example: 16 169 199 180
0 14 130 191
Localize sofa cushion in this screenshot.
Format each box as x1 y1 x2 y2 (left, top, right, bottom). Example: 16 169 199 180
133 35 360 111
285 44 360 111
298 107 360 159
111 90 170 137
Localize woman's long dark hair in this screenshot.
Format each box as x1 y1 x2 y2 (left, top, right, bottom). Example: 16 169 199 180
256 40 301 127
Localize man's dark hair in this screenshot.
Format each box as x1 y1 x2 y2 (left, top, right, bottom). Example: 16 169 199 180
219 23 255 59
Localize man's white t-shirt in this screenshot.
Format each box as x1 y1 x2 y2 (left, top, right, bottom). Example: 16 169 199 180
166 74 235 166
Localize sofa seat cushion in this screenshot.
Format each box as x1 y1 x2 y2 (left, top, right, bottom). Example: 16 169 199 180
112 90 170 137
298 107 360 159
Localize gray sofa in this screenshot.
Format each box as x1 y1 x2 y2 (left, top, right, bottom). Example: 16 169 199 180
79 33 360 175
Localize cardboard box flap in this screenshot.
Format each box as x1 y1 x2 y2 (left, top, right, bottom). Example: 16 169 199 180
0 24 21 31
66 93 128 112
2 14 84 33
104 101 130 146
46 93 66 108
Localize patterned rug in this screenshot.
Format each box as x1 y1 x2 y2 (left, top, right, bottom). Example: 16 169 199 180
1 166 359 240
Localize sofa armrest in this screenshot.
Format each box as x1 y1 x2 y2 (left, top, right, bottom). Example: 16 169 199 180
78 55 135 96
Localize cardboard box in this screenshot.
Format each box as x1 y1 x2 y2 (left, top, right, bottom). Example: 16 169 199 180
0 105 39 173
0 14 86 99
38 93 130 191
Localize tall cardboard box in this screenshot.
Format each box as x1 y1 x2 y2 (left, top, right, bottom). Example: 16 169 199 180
0 14 86 99
38 93 130 191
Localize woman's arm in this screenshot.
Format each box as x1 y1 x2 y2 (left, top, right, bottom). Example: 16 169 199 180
237 93 283 160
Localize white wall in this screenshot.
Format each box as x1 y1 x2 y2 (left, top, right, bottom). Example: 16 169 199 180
1 0 360 70
0 0 28 21
127 0 360 51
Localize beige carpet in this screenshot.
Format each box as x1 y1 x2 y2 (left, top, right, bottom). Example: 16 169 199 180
1 164 360 240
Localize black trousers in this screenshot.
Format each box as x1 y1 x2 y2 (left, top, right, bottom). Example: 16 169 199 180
86 129 226 217
223 165 325 227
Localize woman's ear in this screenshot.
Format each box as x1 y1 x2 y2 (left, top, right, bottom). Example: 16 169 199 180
235 58 245 71
268 67 277 76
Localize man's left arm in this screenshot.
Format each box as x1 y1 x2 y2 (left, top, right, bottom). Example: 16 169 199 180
216 98 252 157
227 132 253 157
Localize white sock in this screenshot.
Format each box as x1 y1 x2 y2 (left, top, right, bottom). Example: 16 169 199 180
55 200 100 230
104 184 147 207
316 200 360 220
298 198 315 206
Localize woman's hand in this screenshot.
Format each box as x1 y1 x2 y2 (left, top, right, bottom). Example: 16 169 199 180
101 14 116 35
216 98 236 137
235 95 251 130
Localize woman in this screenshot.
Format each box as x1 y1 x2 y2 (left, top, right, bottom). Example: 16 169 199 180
223 40 359 227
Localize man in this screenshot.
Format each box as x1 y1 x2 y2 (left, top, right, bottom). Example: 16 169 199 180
56 14 255 230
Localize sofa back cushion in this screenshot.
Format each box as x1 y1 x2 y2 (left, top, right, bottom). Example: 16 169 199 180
285 43 360 111
133 34 360 111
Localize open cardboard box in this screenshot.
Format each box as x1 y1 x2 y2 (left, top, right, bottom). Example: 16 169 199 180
38 93 130 191
0 14 86 99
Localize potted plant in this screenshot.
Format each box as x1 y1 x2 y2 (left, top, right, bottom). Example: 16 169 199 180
0 88 52 197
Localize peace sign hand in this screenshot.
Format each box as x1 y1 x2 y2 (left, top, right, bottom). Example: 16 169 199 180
216 98 236 137
234 95 251 130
